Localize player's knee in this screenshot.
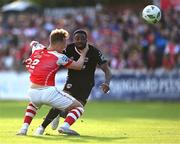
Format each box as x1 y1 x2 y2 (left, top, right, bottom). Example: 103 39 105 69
78 99 86 106
66 100 83 111
76 106 84 114
72 99 83 107
74 104 84 115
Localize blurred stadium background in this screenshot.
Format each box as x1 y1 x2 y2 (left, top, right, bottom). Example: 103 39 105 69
0 0 180 144
0 0 179 100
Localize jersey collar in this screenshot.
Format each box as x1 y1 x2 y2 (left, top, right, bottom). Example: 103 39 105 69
75 47 82 55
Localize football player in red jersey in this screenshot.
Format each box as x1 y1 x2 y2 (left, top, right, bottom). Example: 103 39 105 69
16 29 89 136
34 29 112 135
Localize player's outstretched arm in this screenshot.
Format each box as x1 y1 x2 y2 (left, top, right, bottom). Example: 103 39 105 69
66 47 89 70
99 62 112 93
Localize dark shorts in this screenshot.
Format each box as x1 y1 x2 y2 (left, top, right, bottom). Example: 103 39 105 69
63 82 94 106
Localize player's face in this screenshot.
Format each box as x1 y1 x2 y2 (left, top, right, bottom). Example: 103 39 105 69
74 33 87 50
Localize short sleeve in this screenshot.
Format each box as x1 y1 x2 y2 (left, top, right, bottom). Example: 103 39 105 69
57 54 73 67
96 49 107 65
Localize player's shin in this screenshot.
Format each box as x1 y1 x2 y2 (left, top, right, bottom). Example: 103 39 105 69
17 102 37 135
41 108 60 129
23 102 37 126
61 107 84 128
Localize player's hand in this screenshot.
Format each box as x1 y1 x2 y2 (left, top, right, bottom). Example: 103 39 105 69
100 83 110 94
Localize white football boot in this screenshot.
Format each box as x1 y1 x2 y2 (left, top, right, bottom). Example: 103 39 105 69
51 115 60 130
34 125 45 136
16 128 27 136
58 127 80 136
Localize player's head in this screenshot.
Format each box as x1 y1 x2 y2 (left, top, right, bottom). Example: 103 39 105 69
73 29 87 50
49 28 69 52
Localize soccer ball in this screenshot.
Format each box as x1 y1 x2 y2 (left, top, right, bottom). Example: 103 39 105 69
142 5 161 24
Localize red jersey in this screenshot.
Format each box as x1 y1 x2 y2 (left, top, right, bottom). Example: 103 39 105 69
25 41 72 86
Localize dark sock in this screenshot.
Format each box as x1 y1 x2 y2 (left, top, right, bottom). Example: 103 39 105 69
41 108 60 128
59 111 68 118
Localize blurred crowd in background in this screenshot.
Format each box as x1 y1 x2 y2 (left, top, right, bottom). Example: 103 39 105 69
0 6 180 71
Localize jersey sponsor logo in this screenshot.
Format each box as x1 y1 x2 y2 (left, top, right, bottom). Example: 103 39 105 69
66 83 72 89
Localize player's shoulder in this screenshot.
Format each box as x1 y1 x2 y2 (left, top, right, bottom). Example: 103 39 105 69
88 44 97 50
88 44 100 54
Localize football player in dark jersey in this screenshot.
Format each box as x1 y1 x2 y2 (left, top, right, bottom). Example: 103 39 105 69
35 29 112 136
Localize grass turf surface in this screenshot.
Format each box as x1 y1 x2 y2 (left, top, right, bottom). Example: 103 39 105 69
0 101 180 144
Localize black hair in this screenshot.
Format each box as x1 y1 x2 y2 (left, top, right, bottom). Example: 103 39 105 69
73 29 87 37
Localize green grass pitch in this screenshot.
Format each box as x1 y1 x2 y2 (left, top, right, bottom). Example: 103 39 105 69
0 100 180 144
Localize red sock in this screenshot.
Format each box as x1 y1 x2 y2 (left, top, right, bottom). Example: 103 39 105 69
64 107 84 126
23 102 37 124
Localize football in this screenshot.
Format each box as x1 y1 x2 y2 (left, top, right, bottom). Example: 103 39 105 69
142 5 161 24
